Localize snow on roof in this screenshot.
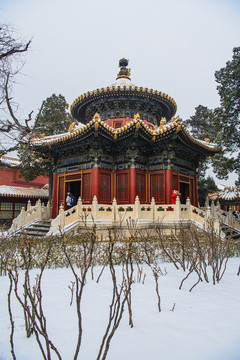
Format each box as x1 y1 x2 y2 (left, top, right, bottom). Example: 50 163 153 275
197 139 218 149
32 122 85 145
0 156 20 167
0 185 49 199
110 77 136 89
31 115 218 153
209 186 240 202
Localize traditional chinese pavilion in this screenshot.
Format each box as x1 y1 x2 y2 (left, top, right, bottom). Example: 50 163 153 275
209 185 240 210
33 59 218 219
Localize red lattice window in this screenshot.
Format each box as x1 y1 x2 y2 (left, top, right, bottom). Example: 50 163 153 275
150 174 164 202
82 173 91 202
113 121 123 129
172 174 178 191
100 173 111 202
116 173 129 202
136 173 146 203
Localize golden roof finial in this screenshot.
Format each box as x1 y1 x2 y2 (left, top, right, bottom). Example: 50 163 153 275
116 58 131 80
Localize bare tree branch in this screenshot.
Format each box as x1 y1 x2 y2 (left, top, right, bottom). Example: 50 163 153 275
0 40 31 60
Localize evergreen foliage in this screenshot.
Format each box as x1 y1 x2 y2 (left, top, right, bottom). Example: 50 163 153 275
214 47 240 183
184 105 214 141
185 47 240 184
197 176 218 207
35 94 73 136
18 94 73 181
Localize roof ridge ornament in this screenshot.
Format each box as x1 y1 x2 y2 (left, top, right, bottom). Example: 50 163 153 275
116 58 131 80
134 113 140 122
93 112 101 122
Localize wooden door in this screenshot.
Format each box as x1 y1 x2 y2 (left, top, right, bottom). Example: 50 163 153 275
150 173 164 203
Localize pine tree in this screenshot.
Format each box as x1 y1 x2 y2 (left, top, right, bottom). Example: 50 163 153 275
184 105 215 141
35 94 73 136
18 94 74 200
214 47 240 183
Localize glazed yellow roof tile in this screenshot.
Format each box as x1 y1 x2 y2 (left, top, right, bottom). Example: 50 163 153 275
70 85 177 114
31 114 218 152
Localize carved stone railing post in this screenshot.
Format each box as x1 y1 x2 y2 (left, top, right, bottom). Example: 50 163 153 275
175 195 181 219
77 197 83 220
112 197 117 222
59 204 65 229
42 203 45 219
27 200 31 211
36 199 42 220
92 195 98 220
151 197 155 222
134 196 140 220
20 207 26 227
46 201 52 219
186 197 191 218
205 206 211 221
77 196 82 209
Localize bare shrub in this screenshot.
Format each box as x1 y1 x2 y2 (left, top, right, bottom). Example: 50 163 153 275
156 221 235 291
96 231 134 360
8 236 62 360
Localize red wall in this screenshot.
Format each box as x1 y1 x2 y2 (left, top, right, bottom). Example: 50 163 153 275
0 167 48 188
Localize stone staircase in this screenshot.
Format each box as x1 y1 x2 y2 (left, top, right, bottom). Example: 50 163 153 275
220 221 240 240
24 220 52 237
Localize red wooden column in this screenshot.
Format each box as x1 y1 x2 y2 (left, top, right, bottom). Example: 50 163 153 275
194 175 198 207
52 173 58 219
91 166 100 202
165 168 172 204
129 167 137 204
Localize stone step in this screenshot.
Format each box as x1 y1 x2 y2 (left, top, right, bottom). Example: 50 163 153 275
24 220 52 237
220 223 240 240
30 224 50 230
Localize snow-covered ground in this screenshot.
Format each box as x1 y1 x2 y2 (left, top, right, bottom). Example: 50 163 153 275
0 258 239 360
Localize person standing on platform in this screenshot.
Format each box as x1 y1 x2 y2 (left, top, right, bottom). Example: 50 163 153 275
66 192 72 210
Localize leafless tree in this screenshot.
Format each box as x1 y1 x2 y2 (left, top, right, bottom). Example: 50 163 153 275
0 23 40 157
0 24 31 102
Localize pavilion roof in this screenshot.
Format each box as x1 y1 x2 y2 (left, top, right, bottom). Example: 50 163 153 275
0 185 49 199
70 59 177 123
209 186 240 203
31 113 218 155
0 156 20 167
70 79 177 123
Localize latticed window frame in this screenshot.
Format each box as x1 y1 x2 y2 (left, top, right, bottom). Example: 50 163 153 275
0 202 13 210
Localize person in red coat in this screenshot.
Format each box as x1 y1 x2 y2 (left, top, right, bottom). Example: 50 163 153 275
171 190 181 204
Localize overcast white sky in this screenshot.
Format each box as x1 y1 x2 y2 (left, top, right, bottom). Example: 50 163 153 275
1 0 240 184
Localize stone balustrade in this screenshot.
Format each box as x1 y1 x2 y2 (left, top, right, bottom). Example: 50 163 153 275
9 199 52 234
8 196 223 236
48 196 220 235
211 201 240 232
